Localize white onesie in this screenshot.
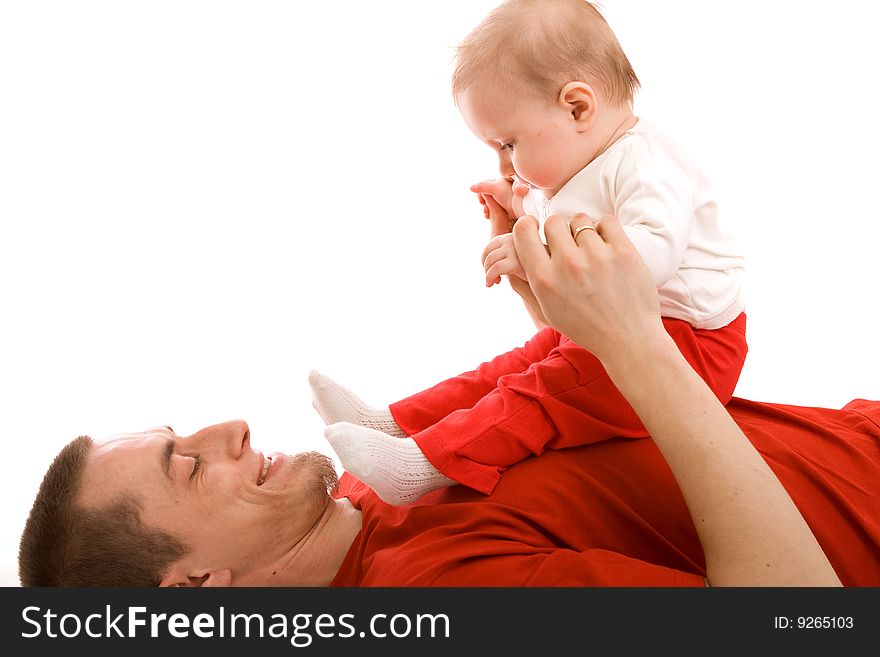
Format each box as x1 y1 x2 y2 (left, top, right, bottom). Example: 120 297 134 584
522 118 745 330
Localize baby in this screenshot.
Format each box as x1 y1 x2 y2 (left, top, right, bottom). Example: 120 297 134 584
315 0 747 504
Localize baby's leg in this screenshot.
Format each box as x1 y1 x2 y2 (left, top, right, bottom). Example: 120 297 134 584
326 316 746 502
408 314 749 495
389 327 562 433
310 371 408 437
320 328 563 505
325 423 455 505
311 327 562 435
324 337 586 503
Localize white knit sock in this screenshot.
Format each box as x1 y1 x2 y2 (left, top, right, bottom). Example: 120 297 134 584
324 422 456 505
309 370 407 438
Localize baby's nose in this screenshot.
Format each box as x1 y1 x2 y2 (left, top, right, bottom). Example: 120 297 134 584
498 156 515 178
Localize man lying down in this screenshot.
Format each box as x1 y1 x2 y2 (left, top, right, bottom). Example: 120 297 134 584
18 217 879 587
17 396 880 588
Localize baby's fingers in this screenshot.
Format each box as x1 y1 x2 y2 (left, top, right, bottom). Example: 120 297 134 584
485 241 526 284
485 256 522 287
476 194 490 218
470 180 502 195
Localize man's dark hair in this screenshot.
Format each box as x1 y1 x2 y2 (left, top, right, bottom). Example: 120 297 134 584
19 436 188 586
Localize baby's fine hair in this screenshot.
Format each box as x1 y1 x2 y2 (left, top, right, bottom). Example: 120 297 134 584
452 0 639 107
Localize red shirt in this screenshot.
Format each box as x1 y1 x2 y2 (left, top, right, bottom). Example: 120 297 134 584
331 398 880 586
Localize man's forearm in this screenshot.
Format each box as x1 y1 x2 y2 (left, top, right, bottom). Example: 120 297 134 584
602 333 841 586
508 276 549 329
512 212 839 585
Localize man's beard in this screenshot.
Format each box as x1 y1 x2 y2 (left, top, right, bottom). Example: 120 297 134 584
289 451 339 502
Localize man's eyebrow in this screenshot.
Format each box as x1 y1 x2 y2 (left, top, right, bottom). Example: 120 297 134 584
160 437 174 484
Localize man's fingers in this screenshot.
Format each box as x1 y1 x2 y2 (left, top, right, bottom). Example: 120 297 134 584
594 214 625 245
543 214 583 255
512 215 549 273
570 213 602 247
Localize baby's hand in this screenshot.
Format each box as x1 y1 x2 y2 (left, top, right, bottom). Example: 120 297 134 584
482 233 527 287
470 178 516 220
511 179 529 218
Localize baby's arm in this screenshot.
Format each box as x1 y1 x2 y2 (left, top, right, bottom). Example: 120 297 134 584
481 193 549 328
476 179 532 287
612 155 696 288
471 178 516 220
483 233 526 287
471 178 529 221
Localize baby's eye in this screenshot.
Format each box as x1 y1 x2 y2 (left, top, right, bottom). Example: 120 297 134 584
500 142 514 151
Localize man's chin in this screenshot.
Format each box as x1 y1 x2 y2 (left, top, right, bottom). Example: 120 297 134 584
289 451 339 498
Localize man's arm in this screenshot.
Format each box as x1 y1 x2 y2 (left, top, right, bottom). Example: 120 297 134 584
513 213 841 587
429 549 706 586
507 276 548 330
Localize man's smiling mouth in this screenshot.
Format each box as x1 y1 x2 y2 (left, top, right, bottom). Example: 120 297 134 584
257 455 271 486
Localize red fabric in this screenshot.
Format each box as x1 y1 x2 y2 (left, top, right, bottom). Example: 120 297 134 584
390 314 748 494
331 397 880 586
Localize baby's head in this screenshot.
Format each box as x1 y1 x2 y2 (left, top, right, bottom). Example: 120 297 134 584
453 0 639 196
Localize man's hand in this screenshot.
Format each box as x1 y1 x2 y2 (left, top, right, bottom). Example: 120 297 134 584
513 212 664 363
514 211 842 588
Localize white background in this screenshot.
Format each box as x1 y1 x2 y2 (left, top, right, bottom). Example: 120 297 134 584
1 1 878 586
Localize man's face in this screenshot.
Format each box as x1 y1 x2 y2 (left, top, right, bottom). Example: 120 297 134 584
78 421 338 583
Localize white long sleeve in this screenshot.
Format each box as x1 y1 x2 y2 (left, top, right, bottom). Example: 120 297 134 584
522 119 745 329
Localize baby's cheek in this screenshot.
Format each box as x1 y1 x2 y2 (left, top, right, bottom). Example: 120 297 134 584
522 167 556 192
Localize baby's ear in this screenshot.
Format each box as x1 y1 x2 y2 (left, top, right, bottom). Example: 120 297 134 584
557 81 597 126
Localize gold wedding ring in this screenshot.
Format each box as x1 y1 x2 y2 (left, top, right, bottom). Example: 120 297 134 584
572 224 597 242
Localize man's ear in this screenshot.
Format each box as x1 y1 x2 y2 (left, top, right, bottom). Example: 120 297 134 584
159 567 233 588
557 81 598 131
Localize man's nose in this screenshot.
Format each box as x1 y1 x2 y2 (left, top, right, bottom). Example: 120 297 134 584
190 420 250 458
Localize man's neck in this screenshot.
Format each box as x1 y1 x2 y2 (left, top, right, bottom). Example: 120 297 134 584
240 497 363 587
